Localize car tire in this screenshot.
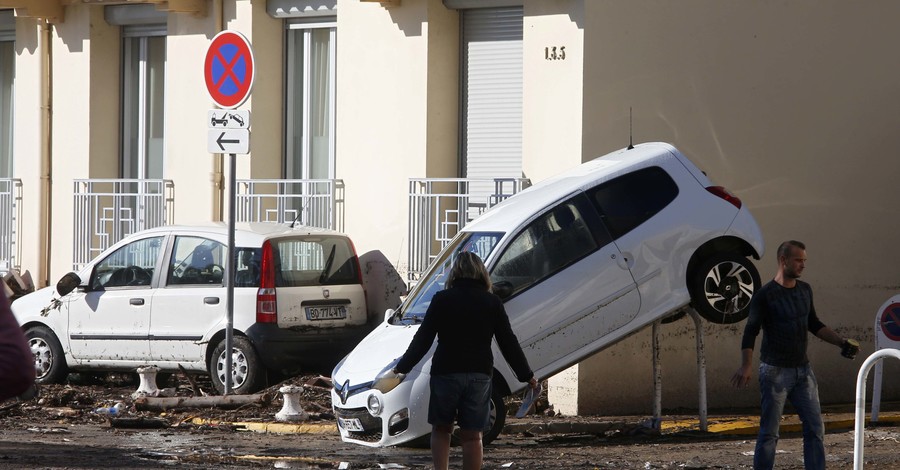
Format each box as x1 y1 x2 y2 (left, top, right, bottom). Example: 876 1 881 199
689 252 761 324
26 326 69 385
209 336 264 395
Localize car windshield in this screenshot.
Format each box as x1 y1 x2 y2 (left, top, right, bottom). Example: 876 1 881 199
395 231 504 325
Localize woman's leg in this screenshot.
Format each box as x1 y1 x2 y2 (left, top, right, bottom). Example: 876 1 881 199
431 424 453 470
459 429 483 470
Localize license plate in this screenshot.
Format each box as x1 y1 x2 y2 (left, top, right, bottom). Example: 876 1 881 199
338 417 364 432
305 305 348 321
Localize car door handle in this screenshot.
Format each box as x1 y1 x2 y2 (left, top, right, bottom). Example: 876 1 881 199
204 297 220 305
130 298 144 306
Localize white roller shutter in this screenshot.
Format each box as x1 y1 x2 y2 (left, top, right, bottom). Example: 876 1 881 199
462 7 523 189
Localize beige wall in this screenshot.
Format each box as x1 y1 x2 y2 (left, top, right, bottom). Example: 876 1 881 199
574 0 900 413
522 0 583 178
337 0 459 265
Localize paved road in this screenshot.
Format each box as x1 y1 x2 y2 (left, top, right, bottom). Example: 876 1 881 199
3 411 900 469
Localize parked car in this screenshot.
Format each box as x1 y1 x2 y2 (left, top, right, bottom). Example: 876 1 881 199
330 142 765 447
13 222 373 394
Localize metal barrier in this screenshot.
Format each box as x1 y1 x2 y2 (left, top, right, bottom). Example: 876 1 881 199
73 179 174 270
853 348 900 470
652 308 708 432
235 179 344 232
0 178 22 272
407 177 530 282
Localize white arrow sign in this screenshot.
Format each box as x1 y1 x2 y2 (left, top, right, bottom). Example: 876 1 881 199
207 129 250 154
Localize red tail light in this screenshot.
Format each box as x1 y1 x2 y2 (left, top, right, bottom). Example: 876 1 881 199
706 186 742 209
256 240 277 324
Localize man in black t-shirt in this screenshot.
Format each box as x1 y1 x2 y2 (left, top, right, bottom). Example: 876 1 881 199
731 240 857 470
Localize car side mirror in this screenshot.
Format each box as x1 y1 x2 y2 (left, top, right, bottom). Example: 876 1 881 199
56 272 82 296
384 308 396 323
492 281 514 300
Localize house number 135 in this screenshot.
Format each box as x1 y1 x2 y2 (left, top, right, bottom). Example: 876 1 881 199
545 46 566 61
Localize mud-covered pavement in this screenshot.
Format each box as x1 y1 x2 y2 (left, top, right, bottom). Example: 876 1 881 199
2 374 900 469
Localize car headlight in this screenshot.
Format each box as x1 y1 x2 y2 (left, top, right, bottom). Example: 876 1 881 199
367 393 383 416
372 368 404 394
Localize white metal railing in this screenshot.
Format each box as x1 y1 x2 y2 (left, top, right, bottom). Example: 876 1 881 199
0 178 22 273
407 177 530 282
854 348 900 469
235 179 344 231
73 179 174 271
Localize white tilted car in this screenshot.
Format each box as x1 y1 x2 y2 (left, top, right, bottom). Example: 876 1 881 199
331 142 765 447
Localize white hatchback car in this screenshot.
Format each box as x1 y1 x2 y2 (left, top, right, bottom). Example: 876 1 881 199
330 142 765 447
13 222 372 394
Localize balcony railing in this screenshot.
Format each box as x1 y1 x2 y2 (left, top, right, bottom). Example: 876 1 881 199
73 179 175 271
235 179 344 232
407 177 530 282
0 178 22 273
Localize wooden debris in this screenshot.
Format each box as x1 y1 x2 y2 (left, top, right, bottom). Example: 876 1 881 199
134 393 271 412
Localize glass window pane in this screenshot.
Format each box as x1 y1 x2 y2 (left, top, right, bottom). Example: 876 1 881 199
145 36 165 179
0 40 13 178
588 167 679 239
92 236 163 289
122 35 165 179
285 26 335 180
169 236 226 286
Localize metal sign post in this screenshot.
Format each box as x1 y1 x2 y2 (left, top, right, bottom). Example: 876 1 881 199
204 31 255 395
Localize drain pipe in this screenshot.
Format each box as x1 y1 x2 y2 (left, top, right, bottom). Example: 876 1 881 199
38 18 53 287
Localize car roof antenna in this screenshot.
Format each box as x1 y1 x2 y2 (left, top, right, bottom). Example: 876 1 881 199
289 206 303 228
627 107 634 150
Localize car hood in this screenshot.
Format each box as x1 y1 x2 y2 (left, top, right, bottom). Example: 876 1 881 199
11 285 59 322
333 322 424 381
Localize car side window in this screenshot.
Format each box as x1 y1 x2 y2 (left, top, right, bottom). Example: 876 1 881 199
492 195 601 295
168 237 226 286
586 166 679 239
91 236 163 289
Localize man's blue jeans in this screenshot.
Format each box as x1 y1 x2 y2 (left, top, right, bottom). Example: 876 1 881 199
754 363 825 470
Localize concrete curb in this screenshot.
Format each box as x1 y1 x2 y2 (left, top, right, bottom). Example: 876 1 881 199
186 414 900 436
503 413 900 437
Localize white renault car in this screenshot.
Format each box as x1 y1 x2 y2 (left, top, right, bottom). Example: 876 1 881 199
13 222 373 394
331 142 765 447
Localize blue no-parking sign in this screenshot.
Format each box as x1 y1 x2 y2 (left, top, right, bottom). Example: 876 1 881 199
204 31 254 109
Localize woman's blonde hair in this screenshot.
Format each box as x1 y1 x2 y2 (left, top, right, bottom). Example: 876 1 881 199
445 251 492 291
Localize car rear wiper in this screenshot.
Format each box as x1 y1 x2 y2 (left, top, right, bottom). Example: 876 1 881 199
319 245 336 283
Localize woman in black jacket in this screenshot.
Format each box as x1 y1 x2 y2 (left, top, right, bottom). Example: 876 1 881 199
394 251 537 470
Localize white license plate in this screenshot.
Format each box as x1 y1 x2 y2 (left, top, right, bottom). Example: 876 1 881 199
305 305 348 321
338 417 364 432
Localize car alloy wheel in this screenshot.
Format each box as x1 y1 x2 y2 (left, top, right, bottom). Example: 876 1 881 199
690 253 760 324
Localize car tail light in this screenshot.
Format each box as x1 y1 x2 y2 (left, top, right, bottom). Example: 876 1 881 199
256 240 277 324
706 186 742 209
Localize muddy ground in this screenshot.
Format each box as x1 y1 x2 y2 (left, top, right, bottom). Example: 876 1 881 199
1 373 898 469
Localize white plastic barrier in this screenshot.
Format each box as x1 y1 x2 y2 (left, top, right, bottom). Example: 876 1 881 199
870 295 900 421
853 348 900 470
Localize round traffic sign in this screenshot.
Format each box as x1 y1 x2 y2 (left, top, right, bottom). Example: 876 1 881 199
880 302 900 342
204 30 255 109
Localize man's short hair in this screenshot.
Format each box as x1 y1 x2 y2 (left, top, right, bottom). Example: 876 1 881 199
777 240 806 261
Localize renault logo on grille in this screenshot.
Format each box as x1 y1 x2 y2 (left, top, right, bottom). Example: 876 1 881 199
340 379 350 405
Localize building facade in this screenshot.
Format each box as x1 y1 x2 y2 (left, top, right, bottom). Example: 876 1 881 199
1 0 898 414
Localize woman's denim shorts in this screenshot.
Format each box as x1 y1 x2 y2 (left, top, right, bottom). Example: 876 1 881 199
428 372 492 431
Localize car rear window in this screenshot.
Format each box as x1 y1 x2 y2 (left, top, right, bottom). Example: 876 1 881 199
272 236 360 287
587 166 679 239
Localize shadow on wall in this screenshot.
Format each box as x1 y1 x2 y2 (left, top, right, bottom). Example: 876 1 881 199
359 250 408 323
